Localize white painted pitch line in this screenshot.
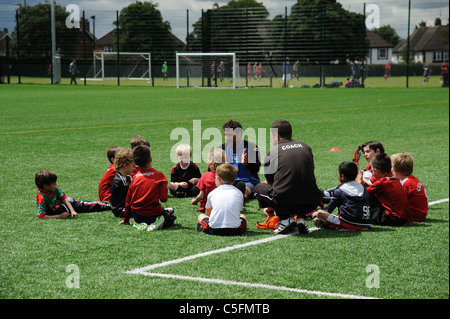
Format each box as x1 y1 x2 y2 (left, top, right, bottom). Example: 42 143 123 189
128 197 448 274
429 198 449 206
125 198 447 299
126 231 315 274
136 272 379 299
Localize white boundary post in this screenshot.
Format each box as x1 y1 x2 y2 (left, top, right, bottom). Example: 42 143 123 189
101 52 105 80
176 53 180 89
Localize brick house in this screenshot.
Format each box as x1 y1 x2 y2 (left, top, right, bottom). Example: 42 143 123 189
393 25 449 63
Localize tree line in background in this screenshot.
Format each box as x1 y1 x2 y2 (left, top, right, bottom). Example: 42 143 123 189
5 0 447 64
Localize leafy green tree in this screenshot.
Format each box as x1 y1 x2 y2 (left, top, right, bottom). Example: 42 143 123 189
11 3 79 58
274 0 368 64
187 0 270 62
114 1 178 61
372 25 402 46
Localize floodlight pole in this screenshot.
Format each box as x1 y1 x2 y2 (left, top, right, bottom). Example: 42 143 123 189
51 0 57 84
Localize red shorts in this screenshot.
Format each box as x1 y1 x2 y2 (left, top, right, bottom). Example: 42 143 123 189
324 214 370 231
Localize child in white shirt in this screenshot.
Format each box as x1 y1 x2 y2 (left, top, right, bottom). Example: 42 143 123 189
197 163 247 236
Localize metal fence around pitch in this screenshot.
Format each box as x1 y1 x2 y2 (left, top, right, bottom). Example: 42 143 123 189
0 0 448 88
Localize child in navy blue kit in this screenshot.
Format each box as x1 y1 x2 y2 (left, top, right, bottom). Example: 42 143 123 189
35 169 111 219
311 162 371 230
110 148 135 218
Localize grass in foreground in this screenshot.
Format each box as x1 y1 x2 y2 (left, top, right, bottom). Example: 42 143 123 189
0 84 448 299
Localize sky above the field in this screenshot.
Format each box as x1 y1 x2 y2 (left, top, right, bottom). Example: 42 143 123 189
0 0 448 40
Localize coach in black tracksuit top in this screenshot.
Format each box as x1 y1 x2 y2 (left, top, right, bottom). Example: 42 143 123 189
254 120 322 220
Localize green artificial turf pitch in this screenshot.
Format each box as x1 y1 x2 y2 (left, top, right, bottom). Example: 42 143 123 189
0 82 448 301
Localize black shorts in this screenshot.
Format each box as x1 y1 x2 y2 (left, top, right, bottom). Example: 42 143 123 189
170 185 201 198
197 217 247 236
369 197 406 226
254 183 319 219
133 208 177 228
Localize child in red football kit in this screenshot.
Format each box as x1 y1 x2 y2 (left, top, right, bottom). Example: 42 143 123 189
391 152 428 222
357 153 410 226
353 141 384 185
323 140 384 202
119 145 176 231
191 148 226 213
98 146 120 202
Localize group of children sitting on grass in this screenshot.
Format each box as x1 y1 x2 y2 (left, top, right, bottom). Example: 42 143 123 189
35 133 429 236
311 141 428 231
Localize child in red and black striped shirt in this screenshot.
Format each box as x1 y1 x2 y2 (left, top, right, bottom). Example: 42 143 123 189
36 169 110 219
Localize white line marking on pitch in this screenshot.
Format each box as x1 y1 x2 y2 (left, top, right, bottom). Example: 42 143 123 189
138 272 379 299
125 198 448 298
126 232 304 274
429 198 449 206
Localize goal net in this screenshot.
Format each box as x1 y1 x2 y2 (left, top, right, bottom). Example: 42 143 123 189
89 52 151 81
176 53 236 88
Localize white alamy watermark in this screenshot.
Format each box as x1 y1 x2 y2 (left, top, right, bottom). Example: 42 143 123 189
65 4 80 29
64 3 380 30
365 264 380 289
169 120 278 174
365 4 380 29
65 264 80 289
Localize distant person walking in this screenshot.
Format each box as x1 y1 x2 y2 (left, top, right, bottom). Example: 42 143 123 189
69 59 79 85
384 62 391 82
162 61 168 81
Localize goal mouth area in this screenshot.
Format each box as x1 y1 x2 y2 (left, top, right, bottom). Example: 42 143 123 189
91 51 152 81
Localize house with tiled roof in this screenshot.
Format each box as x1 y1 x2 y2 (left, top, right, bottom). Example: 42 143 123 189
393 25 449 63
94 29 185 53
366 29 394 64
0 28 12 56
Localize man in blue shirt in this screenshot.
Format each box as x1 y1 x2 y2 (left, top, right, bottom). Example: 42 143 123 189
220 120 261 199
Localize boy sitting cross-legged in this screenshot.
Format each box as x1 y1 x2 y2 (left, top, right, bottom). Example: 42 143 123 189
311 161 371 231
98 146 120 203
390 152 428 222
358 153 411 226
191 148 226 213
168 144 201 198
197 163 247 236
118 145 176 231
110 148 135 218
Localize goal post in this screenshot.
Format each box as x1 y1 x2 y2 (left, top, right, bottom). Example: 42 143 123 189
91 51 151 81
176 53 236 89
